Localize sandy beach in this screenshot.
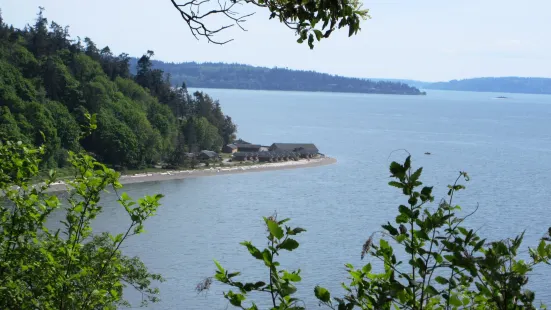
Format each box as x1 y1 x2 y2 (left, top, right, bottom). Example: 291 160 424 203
44 157 336 192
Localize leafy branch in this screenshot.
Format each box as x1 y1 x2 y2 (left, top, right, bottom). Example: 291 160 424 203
170 0 370 48
213 214 306 309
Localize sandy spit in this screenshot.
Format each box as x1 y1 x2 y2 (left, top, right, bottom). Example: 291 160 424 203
44 157 337 192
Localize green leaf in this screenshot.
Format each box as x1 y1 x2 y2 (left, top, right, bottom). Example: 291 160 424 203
475 282 492 296
314 286 331 302
254 281 266 289
449 294 462 307
396 213 409 224
214 259 225 274
420 186 433 198
396 234 407 243
121 192 131 201
473 239 486 252
228 291 245 306
410 167 423 182
398 205 412 218
389 161 404 177
314 29 323 41
382 222 399 236
425 285 438 297
380 239 390 250
435 276 448 285
266 218 284 239
403 156 411 170
282 271 301 282
308 34 314 49
279 238 299 251
537 239 546 257
361 263 372 273
240 241 263 259
388 181 404 188
290 227 306 235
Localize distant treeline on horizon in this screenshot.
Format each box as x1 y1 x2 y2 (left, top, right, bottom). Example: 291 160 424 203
130 59 551 96
421 77 551 95
129 59 426 96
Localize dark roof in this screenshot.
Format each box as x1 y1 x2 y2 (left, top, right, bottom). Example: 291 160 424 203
234 139 251 145
224 144 237 149
235 143 262 149
199 150 218 158
269 143 319 153
234 150 310 159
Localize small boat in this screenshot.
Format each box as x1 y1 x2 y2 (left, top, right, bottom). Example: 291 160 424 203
494 96 508 99
424 152 431 155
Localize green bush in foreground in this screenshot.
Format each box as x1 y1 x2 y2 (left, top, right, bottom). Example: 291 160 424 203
0 136 163 309
214 156 551 310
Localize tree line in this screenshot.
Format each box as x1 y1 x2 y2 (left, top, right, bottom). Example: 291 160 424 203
424 77 551 95
129 60 426 95
0 8 237 170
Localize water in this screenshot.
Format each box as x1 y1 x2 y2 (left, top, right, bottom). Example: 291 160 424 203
90 89 551 309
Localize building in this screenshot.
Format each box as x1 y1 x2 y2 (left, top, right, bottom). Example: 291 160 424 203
269 143 319 157
235 143 262 152
197 150 219 161
233 139 251 145
222 144 238 154
232 152 250 161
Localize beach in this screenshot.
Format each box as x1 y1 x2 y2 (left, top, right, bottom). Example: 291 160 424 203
45 157 337 192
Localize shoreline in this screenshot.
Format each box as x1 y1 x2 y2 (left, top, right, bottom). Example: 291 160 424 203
45 157 337 192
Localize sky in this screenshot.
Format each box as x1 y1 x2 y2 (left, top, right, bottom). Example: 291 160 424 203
1 0 550 82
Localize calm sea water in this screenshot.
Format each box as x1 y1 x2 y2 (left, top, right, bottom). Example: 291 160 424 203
91 89 551 309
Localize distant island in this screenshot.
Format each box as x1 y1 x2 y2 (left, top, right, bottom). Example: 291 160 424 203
129 60 426 96
419 77 551 95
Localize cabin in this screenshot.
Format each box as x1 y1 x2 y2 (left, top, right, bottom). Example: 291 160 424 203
222 144 238 154
269 143 319 158
197 150 219 161
235 144 262 152
233 152 256 161
257 152 273 162
233 138 251 145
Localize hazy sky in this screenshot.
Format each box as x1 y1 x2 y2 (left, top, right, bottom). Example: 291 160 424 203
2 0 550 81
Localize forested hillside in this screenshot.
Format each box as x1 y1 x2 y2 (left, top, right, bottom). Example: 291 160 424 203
129 60 426 95
424 77 551 94
0 9 236 170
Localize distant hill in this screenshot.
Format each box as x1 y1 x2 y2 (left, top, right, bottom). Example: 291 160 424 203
129 60 426 95
423 77 551 95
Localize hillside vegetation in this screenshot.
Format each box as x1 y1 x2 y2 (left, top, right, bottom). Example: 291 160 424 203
0 9 236 170
130 60 426 95
421 77 551 95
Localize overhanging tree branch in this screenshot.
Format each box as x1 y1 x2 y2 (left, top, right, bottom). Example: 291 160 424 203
169 0 371 48
170 0 254 44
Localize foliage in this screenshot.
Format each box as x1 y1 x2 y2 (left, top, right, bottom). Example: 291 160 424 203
214 214 307 309
214 156 551 309
314 156 551 310
0 8 237 170
130 60 426 95
170 0 369 49
0 135 164 308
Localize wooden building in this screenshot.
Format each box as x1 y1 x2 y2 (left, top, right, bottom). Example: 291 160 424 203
235 144 262 152
198 150 219 161
222 144 238 154
269 143 319 154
